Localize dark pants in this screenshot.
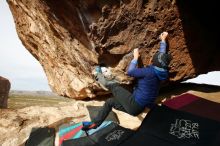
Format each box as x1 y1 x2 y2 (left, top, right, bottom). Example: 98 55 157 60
93 74 144 126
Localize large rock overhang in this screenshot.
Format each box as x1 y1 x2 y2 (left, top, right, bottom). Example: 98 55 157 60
7 0 219 99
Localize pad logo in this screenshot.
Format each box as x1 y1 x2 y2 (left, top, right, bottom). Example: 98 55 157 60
169 119 199 139
105 130 125 142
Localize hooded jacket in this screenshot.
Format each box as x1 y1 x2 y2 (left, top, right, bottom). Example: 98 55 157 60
127 62 168 108
127 41 169 108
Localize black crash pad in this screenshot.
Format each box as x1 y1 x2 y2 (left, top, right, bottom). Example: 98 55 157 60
86 105 119 124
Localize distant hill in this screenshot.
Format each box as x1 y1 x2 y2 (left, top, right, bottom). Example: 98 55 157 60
9 90 63 98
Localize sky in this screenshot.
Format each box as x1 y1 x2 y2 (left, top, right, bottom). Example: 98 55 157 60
184 71 220 86
0 0 51 91
0 1 220 91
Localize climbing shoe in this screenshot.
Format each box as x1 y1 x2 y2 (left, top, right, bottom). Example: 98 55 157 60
81 122 98 131
92 66 102 77
101 67 114 80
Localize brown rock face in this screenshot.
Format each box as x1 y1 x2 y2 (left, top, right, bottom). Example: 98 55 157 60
7 0 219 99
0 76 11 108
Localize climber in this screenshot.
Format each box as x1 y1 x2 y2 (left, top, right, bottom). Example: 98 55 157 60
82 32 171 131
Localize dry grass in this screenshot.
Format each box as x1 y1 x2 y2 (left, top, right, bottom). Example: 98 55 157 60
8 93 72 109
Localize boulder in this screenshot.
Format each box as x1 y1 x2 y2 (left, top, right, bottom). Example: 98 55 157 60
0 76 11 108
7 0 219 99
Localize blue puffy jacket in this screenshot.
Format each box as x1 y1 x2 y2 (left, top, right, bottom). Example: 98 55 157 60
127 41 168 108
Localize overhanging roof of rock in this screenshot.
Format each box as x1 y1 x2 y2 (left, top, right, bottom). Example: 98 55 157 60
7 0 219 99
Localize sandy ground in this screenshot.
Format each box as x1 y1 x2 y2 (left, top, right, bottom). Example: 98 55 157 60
188 90 220 103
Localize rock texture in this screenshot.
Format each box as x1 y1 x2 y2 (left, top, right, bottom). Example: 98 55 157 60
0 98 145 146
7 0 219 99
0 76 11 108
